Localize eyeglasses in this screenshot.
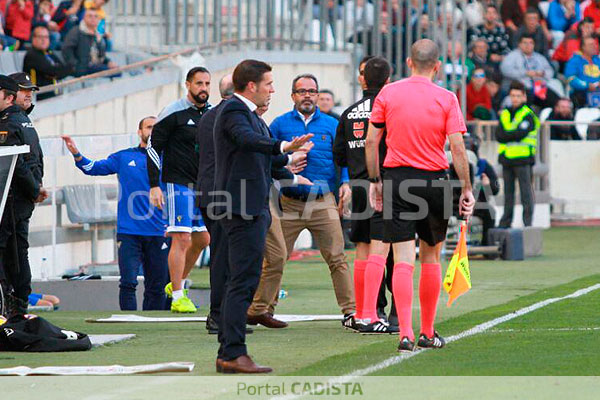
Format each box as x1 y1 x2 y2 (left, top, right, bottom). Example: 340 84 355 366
34 35 50 39
473 72 486 78
293 89 318 96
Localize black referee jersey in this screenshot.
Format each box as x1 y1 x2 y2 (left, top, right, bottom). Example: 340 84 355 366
333 89 387 179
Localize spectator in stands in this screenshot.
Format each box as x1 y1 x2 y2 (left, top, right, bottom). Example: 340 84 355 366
317 89 340 120
584 0 600 32
344 0 374 41
553 17 597 71
501 34 560 108
23 25 73 100
62 7 117 77
513 8 551 58
5 0 34 44
470 37 497 75
33 0 61 50
442 40 474 92
0 4 18 50
52 0 85 40
565 36 600 107
468 5 511 67
487 71 504 113
84 0 112 51
466 68 493 120
547 98 582 139
501 0 541 35
548 0 581 39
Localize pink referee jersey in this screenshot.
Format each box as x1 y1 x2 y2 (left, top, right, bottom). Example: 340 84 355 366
370 75 466 171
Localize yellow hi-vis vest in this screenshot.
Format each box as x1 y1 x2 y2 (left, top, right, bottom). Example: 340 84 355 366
498 105 539 161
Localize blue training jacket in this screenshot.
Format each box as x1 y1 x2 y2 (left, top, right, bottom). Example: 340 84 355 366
270 107 349 198
75 146 167 236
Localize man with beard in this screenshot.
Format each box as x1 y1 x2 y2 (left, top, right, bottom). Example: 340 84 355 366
62 116 171 311
270 74 356 329
147 67 211 313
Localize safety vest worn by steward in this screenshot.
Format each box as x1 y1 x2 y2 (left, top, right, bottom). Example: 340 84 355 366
498 105 539 165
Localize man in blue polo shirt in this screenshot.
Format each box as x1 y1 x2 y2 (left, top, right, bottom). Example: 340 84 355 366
270 74 356 327
62 116 170 311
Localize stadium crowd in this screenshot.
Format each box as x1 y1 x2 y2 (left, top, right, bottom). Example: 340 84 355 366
1 0 116 98
314 0 600 135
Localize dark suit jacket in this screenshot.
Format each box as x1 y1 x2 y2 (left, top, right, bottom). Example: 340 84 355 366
196 100 224 208
198 99 292 209
213 95 289 217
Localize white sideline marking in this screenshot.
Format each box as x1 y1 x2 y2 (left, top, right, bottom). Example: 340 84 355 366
272 283 600 400
488 327 600 333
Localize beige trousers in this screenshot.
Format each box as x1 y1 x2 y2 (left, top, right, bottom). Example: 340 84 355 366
278 193 355 315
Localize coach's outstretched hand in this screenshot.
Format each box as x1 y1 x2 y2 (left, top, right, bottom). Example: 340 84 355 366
149 186 165 210
459 189 475 217
61 135 82 161
369 181 383 212
282 134 314 153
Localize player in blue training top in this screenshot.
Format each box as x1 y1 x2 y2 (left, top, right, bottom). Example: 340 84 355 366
62 116 170 311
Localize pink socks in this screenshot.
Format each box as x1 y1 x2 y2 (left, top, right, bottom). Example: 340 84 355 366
392 262 415 341
419 263 442 338
353 259 367 319
362 254 386 322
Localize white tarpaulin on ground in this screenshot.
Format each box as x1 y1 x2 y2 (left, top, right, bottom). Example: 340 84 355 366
86 314 343 323
0 362 194 376
89 334 136 347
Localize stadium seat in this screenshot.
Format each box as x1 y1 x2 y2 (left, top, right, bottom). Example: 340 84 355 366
539 107 552 122
62 185 116 224
547 79 566 98
0 51 25 74
538 1 550 18
575 107 600 140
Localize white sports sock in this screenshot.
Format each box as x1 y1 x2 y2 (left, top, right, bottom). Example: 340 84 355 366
172 290 184 301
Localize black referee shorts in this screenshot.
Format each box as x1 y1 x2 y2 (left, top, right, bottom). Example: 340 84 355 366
349 184 385 244
383 167 451 247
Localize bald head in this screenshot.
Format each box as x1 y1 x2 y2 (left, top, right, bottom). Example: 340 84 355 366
409 39 440 72
219 74 234 99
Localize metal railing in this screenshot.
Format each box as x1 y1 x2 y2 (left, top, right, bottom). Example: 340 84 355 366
106 0 471 101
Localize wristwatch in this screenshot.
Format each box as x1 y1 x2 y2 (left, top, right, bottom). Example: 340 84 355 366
368 176 381 183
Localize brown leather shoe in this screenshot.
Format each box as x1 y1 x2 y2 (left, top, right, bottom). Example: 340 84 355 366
216 358 224 373
220 355 273 374
246 313 289 328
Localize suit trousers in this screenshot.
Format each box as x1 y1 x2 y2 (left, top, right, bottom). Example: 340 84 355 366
201 206 226 322
280 193 355 315
248 198 287 317
217 210 271 361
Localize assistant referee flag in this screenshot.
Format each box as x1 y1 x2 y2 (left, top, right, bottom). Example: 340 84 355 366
443 221 471 306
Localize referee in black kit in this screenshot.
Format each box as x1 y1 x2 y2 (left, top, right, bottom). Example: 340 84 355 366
334 57 397 334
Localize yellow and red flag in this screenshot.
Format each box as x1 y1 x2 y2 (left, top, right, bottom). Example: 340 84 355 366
443 221 471 306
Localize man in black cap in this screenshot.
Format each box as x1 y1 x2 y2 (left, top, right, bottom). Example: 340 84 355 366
2 73 46 316
0 74 42 317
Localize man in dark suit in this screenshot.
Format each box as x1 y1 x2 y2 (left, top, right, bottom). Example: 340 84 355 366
213 59 312 374
196 74 234 334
